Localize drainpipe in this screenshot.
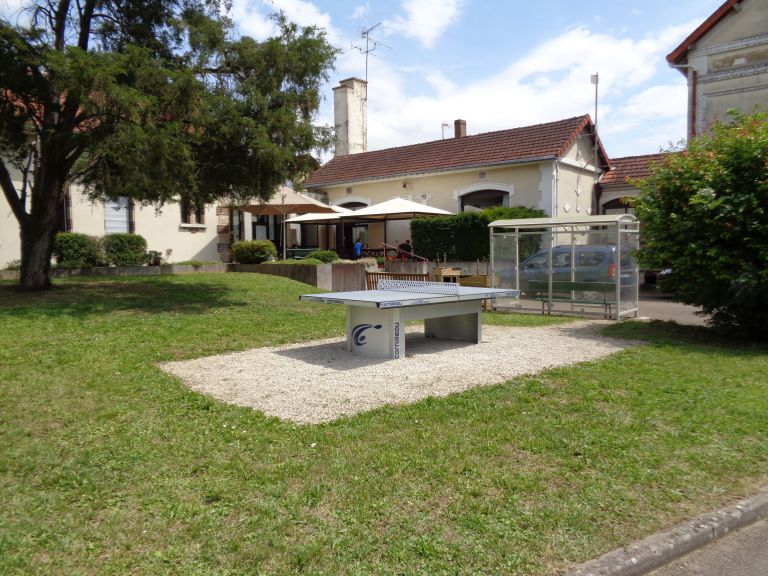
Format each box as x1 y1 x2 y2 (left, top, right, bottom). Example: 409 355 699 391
553 160 560 217
669 64 696 139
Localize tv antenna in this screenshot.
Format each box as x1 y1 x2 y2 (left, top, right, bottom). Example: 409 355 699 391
352 23 391 85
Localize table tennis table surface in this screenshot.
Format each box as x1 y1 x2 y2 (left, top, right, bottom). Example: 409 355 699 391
300 280 519 309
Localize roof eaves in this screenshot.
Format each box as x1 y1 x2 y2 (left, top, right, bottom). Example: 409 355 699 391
666 0 743 64
303 155 558 189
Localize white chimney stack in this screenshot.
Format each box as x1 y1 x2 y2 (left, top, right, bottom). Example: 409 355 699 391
333 77 368 156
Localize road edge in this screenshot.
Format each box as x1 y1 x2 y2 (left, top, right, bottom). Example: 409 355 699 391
564 487 768 576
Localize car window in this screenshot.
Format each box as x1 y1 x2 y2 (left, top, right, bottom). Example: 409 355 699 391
522 253 548 269
577 251 605 266
552 252 572 267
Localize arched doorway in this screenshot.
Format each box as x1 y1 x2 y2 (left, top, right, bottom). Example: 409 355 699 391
601 197 635 215
460 189 507 211
454 182 514 212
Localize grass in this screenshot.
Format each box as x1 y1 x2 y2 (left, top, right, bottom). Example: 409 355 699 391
1 273 767 575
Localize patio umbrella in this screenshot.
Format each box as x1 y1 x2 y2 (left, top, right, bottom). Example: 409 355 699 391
239 187 337 259
241 186 337 216
344 197 451 220
284 205 352 224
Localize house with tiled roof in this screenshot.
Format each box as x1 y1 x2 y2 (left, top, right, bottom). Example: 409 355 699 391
597 153 669 215
301 78 609 250
668 0 768 138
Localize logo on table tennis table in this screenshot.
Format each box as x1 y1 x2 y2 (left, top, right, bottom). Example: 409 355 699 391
352 323 382 346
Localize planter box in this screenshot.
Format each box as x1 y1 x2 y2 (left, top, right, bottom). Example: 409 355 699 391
236 262 376 291
51 264 232 277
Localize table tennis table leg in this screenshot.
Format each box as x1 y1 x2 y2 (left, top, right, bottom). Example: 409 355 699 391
346 306 404 359
423 310 482 343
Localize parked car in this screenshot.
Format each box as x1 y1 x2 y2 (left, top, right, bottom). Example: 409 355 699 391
514 244 636 300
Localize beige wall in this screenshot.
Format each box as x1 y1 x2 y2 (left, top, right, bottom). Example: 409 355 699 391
683 0 768 136
0 184 21 268
317 162 547 215
305 155 603 248
134 202 221 263
0 178 223 267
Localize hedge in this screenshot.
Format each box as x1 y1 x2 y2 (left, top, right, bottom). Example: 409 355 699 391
53 233 102 268
102 233 148 266
231 240 278 264
305 250 339 263
411 206 545 261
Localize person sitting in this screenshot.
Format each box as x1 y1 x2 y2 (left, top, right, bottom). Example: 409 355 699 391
398 239 412 259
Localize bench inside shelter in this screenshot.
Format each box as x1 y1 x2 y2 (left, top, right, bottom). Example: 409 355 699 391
526 280 617 318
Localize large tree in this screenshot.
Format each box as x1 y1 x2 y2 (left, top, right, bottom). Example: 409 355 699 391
0 1 336 290
634 110 768 337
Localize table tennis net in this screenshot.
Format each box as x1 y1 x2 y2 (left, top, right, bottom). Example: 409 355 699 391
377 279 459 295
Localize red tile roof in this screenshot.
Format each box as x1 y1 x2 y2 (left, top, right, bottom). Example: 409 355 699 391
304 115 608 188
600 153 668 186
667 0 743 65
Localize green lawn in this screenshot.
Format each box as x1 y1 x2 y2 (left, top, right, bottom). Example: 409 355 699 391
1 273 766 575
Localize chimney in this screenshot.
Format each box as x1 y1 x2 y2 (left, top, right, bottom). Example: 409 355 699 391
333 77 368 156
454 119 467 138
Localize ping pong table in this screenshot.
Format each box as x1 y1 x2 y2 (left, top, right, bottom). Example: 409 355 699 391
300 280 519 359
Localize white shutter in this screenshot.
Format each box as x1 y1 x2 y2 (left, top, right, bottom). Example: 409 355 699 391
104 197 130 234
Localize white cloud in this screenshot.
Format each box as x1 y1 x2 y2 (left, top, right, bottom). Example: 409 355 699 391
424 70 456 97
351 21 696 157
383 0 463 48
0 0 28 21
230 0 343 45
351 4 369 21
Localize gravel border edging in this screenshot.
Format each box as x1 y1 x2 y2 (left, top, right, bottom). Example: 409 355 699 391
564 487 768 576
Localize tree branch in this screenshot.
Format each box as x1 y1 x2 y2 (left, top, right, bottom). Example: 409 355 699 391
77 0 96 50
0 158 29 227
54 0 71 51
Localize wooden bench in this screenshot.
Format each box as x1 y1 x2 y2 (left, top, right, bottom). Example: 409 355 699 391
365 272 429 290
459 274 491 310
526 280 617 318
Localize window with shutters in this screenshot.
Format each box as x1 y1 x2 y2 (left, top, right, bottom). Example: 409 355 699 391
104 197 134 234
181 202 205 228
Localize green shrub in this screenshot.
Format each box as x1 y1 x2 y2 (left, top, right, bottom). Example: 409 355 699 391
146 250 164 266
53 232 102 268
231 240 278 264
267 258 324 265
102 233 148 266
3 259 21 270
411 205 545 261
305 249 339 263
635 110 768 337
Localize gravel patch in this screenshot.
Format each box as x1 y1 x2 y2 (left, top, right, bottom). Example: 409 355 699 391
160 321 640 425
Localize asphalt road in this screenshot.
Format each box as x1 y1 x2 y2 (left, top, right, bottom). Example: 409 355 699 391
637 290 707 325
647 519 768 576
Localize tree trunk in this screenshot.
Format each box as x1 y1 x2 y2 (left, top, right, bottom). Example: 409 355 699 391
19 216 57 291
18 163 63 291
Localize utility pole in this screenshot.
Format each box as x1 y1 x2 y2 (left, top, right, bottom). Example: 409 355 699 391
590 72 600 214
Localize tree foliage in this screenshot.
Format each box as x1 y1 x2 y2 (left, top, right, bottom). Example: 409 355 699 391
634 110 768 337
0 1 337 289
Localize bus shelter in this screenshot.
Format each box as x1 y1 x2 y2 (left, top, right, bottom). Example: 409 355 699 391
489 215 640 319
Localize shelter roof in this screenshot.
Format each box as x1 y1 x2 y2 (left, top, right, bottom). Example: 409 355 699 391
489 214 638 229
304 115 609 188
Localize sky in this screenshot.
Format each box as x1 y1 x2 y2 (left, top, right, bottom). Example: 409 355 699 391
226 0 723 160
1 0 726 160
